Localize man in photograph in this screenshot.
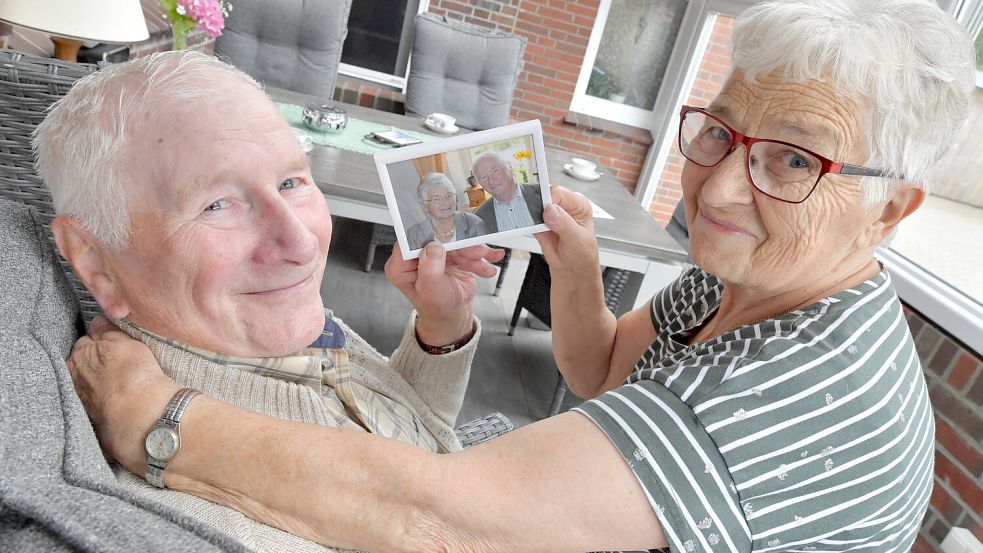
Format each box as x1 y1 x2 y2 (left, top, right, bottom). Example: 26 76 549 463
471 152 544 232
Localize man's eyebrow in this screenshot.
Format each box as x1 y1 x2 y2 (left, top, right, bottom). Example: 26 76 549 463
177 156 312 203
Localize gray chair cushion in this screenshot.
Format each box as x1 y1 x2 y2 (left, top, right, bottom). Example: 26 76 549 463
214 0 352 101
0 199 247 552
405 13 526 130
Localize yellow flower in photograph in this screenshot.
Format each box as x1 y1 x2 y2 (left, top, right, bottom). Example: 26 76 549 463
513 149 532 160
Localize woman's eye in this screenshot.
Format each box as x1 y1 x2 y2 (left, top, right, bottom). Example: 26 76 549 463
710 126 731 141
783 153 810 169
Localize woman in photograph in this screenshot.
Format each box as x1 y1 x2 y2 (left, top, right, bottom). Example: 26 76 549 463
406 172 488 249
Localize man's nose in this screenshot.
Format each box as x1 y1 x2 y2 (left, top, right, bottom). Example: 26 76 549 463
258 200 319 266
699 145 755 207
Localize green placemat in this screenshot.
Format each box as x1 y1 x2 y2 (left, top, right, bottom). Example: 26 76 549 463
276 102 438 155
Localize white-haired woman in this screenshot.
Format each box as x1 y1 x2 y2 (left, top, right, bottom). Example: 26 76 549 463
405 172 488 250
68 1 974 551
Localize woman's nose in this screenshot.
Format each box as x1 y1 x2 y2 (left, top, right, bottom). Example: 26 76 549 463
699 146 755 207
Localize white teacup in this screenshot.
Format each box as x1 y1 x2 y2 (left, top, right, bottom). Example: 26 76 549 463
426 112 456 129
570 157 597 177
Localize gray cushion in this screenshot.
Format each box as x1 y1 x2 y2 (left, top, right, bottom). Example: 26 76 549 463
214 0 352 101
405 13 526 130
0 199 248 553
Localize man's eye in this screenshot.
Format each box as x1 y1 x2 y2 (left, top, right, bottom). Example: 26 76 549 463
280 177 302 190
204 199 228 212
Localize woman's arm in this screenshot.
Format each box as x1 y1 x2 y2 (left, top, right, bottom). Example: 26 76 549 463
536 187 659 399
70 319 667 553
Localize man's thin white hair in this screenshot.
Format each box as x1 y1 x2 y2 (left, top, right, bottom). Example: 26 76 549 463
731 0 976 203
473 152 509 172
417 172 456 201
32 50 261 250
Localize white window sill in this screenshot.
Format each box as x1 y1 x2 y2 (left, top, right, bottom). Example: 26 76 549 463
877 247 983 356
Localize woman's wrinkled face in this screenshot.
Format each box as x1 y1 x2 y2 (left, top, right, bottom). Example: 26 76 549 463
682 71 881 294
420 182 457 221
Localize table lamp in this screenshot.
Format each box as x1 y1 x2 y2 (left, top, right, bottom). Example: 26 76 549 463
0 0 149 62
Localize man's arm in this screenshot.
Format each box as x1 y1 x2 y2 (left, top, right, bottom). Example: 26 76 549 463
68 324 667 553
536 187 659 399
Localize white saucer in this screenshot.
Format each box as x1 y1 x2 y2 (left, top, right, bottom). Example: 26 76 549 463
424 119 459 134
563 163 601 181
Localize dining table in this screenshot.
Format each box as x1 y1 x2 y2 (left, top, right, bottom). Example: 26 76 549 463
269 86 689 309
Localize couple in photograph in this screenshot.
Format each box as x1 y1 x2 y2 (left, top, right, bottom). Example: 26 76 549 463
406 152 544 250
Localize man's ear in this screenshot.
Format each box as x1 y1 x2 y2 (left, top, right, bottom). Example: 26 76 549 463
861 185 925 248
50 216 131 319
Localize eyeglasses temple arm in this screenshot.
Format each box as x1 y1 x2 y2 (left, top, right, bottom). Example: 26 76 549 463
838 163 894 178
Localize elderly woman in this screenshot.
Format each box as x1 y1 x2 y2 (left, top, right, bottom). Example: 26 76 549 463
68 1 974 551
405 172 488 249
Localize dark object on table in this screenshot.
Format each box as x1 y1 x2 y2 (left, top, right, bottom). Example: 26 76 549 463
405 13 526 131
214 0 352 101
77 43 130 64
508 253 631 416
302 104 348 133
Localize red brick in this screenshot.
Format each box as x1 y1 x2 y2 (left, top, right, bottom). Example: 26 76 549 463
947 351 980 390
912 533 935 553
935 416 983 476
934 450 983 514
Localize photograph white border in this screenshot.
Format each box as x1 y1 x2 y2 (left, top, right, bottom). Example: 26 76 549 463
374 119 552 260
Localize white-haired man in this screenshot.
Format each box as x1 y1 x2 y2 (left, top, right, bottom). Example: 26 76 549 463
471 152 544 232
34 50 503 551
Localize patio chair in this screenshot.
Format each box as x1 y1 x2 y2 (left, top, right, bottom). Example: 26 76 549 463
0 51 511 535
665 198 691 254
213 0 352 101
508 253 631 416
404 13 527 131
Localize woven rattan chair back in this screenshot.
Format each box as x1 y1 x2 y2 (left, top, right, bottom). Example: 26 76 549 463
0 49 101 321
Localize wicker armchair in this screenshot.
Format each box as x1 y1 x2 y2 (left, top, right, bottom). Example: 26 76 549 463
0 48 511 448
508 253 631 416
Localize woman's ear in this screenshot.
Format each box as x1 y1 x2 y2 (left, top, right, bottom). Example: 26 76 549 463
51 216 132 319
861 185 925 248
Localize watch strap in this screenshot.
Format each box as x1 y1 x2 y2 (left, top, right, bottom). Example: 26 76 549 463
145 388 200 488
415 319 477 355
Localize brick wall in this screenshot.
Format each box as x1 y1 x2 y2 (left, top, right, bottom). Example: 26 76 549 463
906 306 983 552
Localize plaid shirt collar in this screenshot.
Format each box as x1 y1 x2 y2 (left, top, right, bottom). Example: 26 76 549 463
124 310 347 395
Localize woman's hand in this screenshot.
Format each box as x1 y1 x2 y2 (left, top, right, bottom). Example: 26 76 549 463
68 316 179 473
386 243 505 346
535 186 601 277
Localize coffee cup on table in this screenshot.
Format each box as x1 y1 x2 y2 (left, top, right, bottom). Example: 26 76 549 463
570 157 598 178
425 112 456 130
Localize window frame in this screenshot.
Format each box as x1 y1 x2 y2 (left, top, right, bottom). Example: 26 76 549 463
336 0 430 90
569 0 655 128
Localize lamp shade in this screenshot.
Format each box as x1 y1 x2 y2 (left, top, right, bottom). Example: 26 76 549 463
0 0 149 44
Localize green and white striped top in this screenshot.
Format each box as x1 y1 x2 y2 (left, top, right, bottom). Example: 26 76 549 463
575 266 933 553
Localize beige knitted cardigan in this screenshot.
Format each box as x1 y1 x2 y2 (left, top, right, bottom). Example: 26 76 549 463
112 312 480 553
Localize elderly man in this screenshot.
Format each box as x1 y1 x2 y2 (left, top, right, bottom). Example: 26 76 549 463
471 152 544 232
66 0 974 551
33 50 502 551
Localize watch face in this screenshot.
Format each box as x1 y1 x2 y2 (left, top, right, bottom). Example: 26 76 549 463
145 426 179 461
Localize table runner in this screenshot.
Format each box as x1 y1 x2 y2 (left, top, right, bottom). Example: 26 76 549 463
276 102 439 155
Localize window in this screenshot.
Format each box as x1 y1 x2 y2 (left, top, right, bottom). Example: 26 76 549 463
570 0 688 128
338 0 428 88
883 9 983 355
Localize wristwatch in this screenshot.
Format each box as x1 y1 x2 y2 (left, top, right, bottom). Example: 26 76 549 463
144 388 200 488
415 318 477 355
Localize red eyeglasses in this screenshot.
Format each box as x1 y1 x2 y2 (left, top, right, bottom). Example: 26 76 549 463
678 105 894 204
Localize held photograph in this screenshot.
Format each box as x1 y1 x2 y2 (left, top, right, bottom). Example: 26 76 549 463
374 120 551 259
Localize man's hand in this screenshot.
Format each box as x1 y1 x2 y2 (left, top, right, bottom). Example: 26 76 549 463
535 186 600 277
385 243 505 346
67 317 179 473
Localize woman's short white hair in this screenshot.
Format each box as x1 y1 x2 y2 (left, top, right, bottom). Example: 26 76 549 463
32 50 260 250
731 0 976 203
417 172 457 202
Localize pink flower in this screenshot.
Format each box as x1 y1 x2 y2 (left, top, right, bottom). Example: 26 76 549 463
177 0 226 37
